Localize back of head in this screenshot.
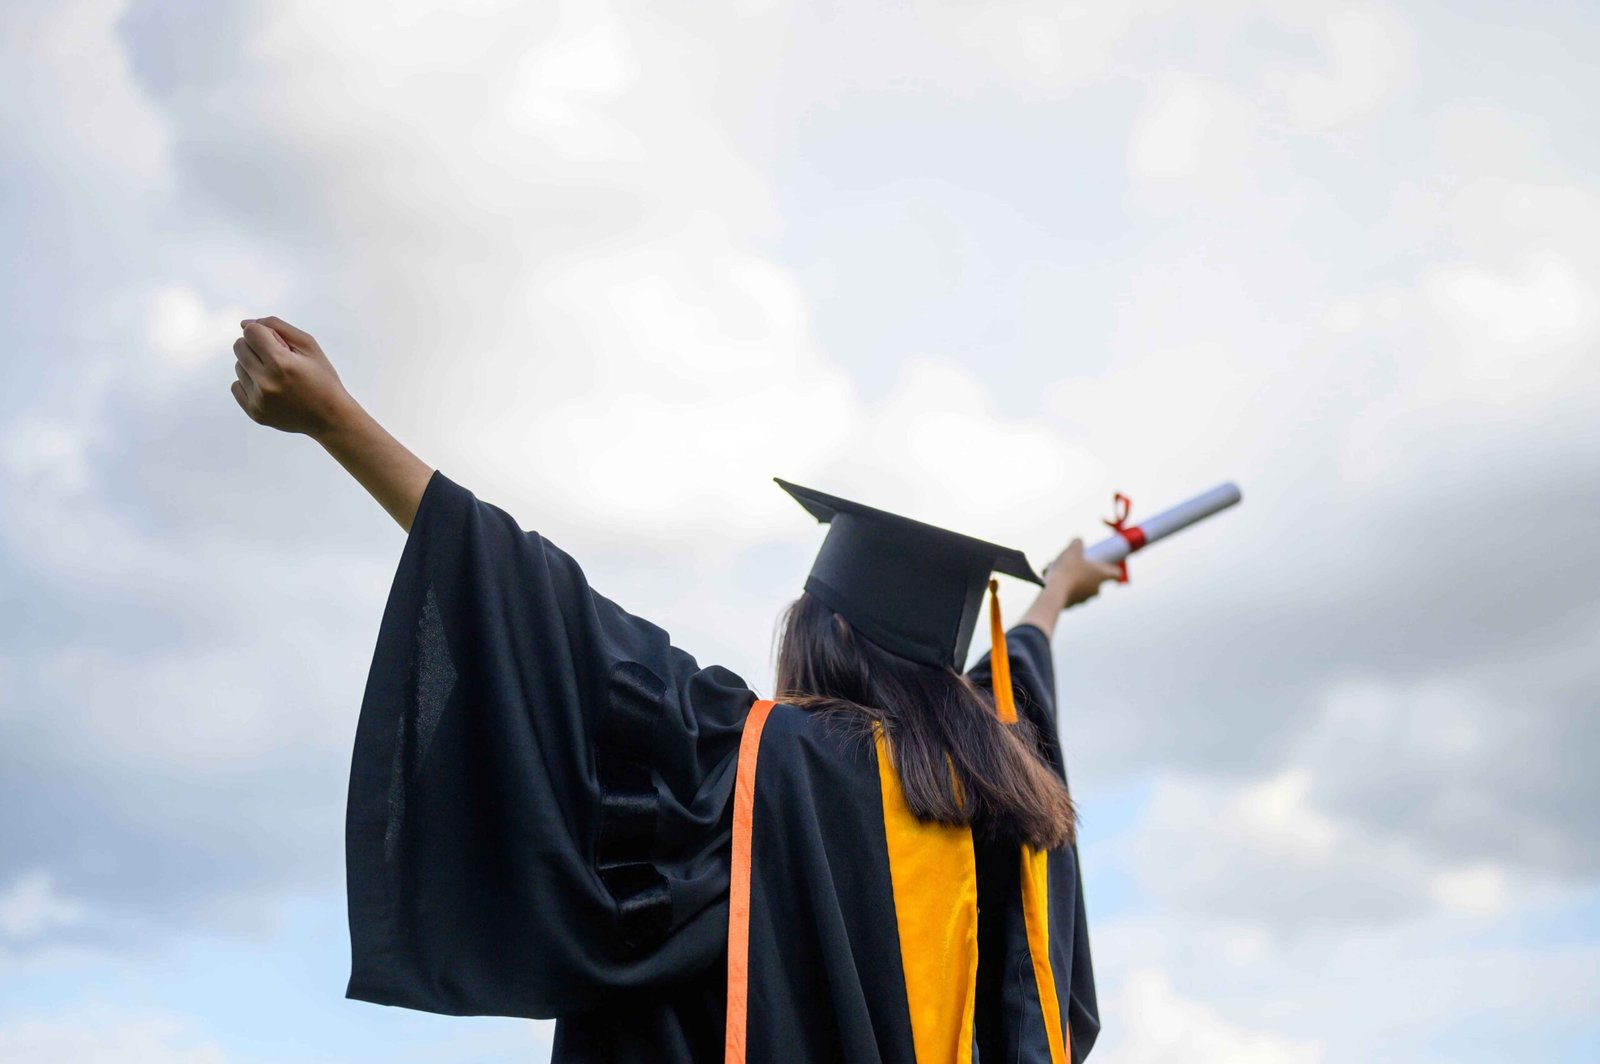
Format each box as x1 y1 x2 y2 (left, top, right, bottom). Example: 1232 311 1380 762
774 592 1075 850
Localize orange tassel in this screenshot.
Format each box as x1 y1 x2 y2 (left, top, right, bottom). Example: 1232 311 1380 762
988 578 1016 723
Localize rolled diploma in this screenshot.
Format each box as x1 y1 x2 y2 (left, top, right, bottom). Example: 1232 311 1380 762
1082 482 1243 566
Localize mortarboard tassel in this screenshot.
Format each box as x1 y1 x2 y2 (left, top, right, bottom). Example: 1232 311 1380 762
987 578 1017 724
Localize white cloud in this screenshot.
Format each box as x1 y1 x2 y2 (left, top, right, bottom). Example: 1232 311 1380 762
1134 768 1441 931
145 286 251 373
461 218 858 541
913 0 1175 90
1121 658 1598 942
1128 77 1252 185
33 643 329 767
1425 251 1598 369
0 417 91 496
1428 865 1510 917
1265 2 1415 128
0 871 86 941
1105 967 1325 1064
0 1008 225 1064
504 3 641 160
1298 673 1600 881
0 0 172 194
219 0 780 247
845 360 1105 541
1089 902 1600 1062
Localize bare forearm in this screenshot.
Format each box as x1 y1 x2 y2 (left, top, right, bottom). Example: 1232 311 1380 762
1018 575 1073 640
313 401 433 533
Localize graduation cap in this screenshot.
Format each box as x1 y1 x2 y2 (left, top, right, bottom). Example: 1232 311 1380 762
776 478 1043 723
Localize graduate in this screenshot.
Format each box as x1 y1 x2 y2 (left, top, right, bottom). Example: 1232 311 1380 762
230 315 1116 1063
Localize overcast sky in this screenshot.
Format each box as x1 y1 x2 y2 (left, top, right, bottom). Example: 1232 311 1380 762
2 0 1598 1060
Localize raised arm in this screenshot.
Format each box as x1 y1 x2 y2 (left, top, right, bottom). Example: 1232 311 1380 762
230 316 433 531
1016 538 1121 640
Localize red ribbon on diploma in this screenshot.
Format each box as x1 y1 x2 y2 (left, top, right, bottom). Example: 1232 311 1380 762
1103 492 1147 583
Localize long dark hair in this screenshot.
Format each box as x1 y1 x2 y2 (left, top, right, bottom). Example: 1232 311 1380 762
774 592 1075 849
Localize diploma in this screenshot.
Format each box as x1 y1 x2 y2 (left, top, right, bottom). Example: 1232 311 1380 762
1080 482 1242 581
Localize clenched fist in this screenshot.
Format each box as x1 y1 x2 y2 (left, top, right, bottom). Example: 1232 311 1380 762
230 316 354 438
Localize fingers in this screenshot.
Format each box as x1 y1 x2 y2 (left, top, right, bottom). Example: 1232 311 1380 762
1096 563 1122 583
233 336 264 371
230 380 259 421
241 321 289 363
234 359 260 402
234 359 264 423
247 315 314 348
232 317 310 426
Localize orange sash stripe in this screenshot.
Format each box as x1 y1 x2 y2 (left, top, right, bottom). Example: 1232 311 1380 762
1021 846 1070 1064
724 698 776 1064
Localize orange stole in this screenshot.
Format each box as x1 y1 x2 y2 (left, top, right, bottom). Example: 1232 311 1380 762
724 698 776 1064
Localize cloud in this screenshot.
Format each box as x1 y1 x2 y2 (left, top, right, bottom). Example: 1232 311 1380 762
1128 77 1253 186
0 871 87 942
0 1007 225 1064
1424 252 1598 393
1134 769 1440 930
0 416 92 496
0 0 172 194
1104 967 1325 1064
841 360 1105 542
1304 674 1600 880
1428 865 1511 918
1129 760 1536 937
479 215 859 542
1089 902 1600 1062
1265 3 1415 128
913 0 1176 90
145 287 251 374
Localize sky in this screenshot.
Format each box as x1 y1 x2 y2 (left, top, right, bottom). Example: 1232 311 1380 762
2 0 1597 1060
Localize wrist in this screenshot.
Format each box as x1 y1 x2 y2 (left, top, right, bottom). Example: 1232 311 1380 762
310 393 369 449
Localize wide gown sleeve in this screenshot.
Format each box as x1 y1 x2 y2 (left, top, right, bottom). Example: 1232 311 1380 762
344 471 754 1019
970 623 1102 1061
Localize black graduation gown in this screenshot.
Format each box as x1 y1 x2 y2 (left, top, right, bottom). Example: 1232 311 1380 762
345 471 1099 1062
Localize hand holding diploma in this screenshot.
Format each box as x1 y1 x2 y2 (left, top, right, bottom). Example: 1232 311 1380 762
1080 482 1243 582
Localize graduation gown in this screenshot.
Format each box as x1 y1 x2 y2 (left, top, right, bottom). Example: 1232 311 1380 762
345 471 1099 1062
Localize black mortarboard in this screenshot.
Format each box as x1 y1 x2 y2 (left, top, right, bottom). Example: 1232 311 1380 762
776 479 1044 679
